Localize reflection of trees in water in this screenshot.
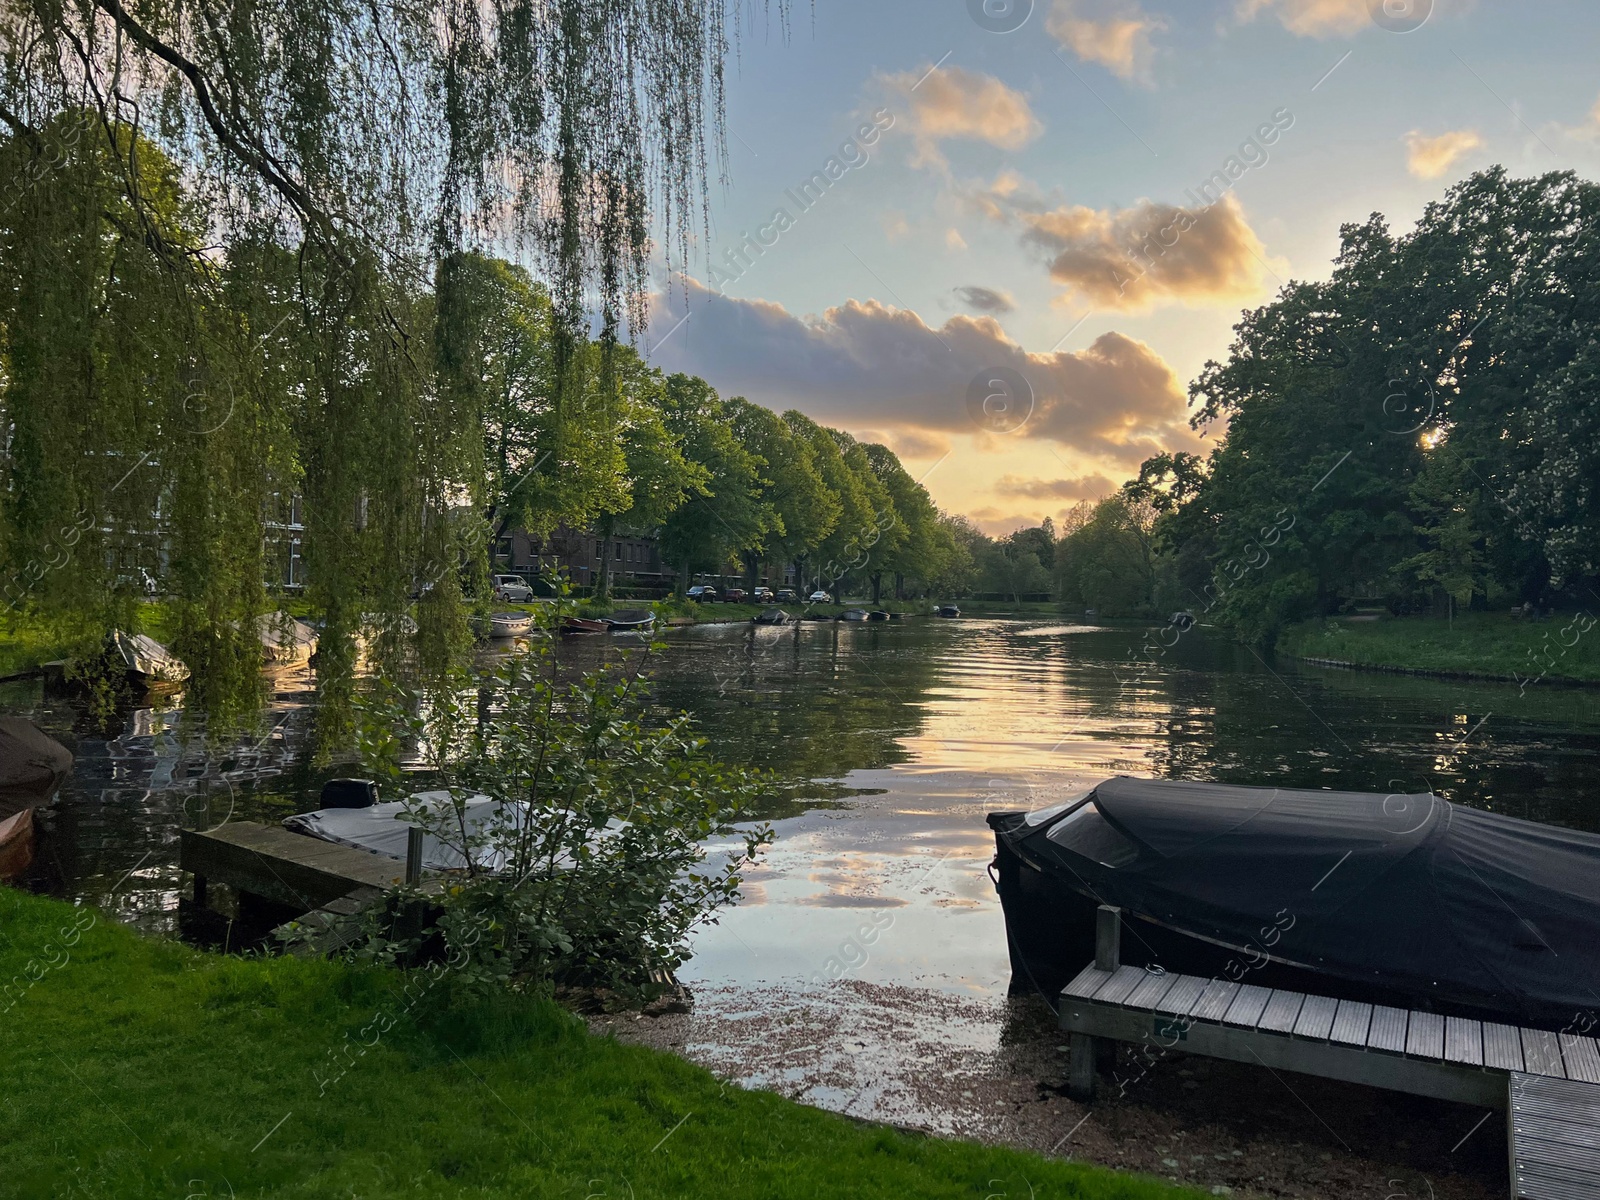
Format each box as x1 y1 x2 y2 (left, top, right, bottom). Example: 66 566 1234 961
12 673 327 922
1140 640 1600 833
611 624 943 815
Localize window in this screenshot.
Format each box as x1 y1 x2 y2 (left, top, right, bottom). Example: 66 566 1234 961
1024 792 1091 827
1045 801 1142 868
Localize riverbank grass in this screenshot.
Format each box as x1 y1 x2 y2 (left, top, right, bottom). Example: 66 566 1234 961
1 889 1197 1200
1278 611 1600 683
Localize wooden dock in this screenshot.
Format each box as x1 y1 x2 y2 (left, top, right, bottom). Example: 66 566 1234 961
1511 1071 1600 1200
1062 905 1600 1200
180 821 406 910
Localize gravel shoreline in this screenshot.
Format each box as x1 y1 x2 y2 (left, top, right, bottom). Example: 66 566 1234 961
588 978 1505 1200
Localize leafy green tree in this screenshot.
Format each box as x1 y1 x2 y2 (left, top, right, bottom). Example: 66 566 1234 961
657 375 768 592
782 412 872 594
727 400 838 592
1056 497 1158 615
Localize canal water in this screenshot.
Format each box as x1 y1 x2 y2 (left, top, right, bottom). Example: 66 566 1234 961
6 616 1600 1175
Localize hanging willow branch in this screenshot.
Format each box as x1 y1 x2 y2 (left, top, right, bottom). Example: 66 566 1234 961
0 0 780 734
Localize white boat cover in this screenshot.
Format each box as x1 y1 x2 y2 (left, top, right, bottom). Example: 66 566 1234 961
110 630 188 684
283 791 628 872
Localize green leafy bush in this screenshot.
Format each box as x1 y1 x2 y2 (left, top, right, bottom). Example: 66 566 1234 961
346 612 769 1004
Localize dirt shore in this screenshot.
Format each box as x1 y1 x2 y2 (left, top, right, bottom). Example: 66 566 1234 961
588 978 1504 1200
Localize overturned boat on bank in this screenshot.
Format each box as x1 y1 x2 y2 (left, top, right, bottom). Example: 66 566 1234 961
988 776 1600 1031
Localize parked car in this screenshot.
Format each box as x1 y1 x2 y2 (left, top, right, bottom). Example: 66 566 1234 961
753 587 774 603
807 590 831 604
775 588 798 602
493 574 534 602
724 587 746 603
687 584 717 601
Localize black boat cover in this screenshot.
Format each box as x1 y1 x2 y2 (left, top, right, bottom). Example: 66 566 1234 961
995 776 1600 1027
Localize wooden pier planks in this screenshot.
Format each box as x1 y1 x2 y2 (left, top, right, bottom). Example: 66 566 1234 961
180 821 406 911
1511 1071 1600 1200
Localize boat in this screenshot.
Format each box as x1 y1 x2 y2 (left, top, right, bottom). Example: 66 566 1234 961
753 607 790 626
838 608 868 622
602 610 656 633
486 611 535 639
867 610 889 622
107 630 188 691
0 716 73 881
561 616 610 635
256 614 319 665
284 779 624 872
988 776 1600 1030
888 612 905 622
935 605 960 618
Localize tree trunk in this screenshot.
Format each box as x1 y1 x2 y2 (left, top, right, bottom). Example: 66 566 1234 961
794 555 807 595
870 572 882 604
596 512 616 601
745 552 760 592
894 571 904 600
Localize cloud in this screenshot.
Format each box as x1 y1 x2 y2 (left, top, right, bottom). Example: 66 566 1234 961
954 285 1016 314
647 277 1198 467
1557 94 1600 142
1048 0 1164 82
1005 193 1274 311
854 429 952 460
995 473 1117 500
945 228 969 250
882 211 912 241
882 65 1041 169
968 508 1053 537
1235 0 1373 37
1404 129 1483 179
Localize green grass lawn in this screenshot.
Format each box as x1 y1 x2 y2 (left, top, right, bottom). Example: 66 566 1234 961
0 889 1197 1200
1277 611 1600 684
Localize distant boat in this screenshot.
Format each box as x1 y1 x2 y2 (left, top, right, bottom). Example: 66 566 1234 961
838 608 868 622
867 610 889 622
108 630 188 690
753 607 790 626
0 716 73 881
935 605 960 618
561 616 610 636
603 610 655 633
888 612 906 622
487 611 535 639
256 615 319 665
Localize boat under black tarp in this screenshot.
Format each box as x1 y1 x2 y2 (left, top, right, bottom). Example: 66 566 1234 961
988 776 1600 1030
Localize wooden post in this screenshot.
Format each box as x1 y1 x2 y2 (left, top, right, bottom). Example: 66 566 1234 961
1070 905 1123 1103
405 827 424 886
1095 904 1121 971
1068 1032 1097 1103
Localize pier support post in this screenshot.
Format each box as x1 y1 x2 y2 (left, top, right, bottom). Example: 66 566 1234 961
405 827 423 886
1070 905 1123 1102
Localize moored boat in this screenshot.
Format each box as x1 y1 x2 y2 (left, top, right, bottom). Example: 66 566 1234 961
487 611 535 639
753 607 790 625
107 630 188 691
603 610 656 633
838 608 868 621
561 616 610 635
935 605 960 618
867 610 889 622
989 776 1600 1030
257 614 319 665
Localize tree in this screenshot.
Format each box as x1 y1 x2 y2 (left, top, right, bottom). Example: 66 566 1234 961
782 412 872 594
657 376 768 592
1055 497 1158 615
726 400 838 591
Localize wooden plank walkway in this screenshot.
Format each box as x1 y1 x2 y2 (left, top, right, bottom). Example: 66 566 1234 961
180 821 407 911
1511 1071 1600 1200
1062 960 1600 1107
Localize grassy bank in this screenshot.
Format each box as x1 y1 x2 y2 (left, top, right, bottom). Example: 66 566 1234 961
1277 611 1600 684
0 890 1194 1200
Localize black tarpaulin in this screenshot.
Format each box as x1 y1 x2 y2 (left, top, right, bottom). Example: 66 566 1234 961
1000 775 1600 1026
0 716 72 819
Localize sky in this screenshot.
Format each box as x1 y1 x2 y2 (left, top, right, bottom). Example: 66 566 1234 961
639 0 1600 536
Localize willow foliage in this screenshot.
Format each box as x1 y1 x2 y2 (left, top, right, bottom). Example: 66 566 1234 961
0 0 779 733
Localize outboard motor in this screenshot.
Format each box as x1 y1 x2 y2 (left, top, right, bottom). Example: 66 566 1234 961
318 778 379 809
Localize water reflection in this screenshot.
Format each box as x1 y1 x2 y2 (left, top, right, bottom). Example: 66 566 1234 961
5 617 1600 947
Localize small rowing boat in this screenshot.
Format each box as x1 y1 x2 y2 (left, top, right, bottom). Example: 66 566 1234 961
935 605 960 618
603 610 655 633
487 611 535 639
838 608 868 622
561 616 610 636
753 607 789 626
867 610 889 622
108 630 188 691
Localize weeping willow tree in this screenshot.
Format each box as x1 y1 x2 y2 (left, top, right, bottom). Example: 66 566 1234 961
0 0 779 736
